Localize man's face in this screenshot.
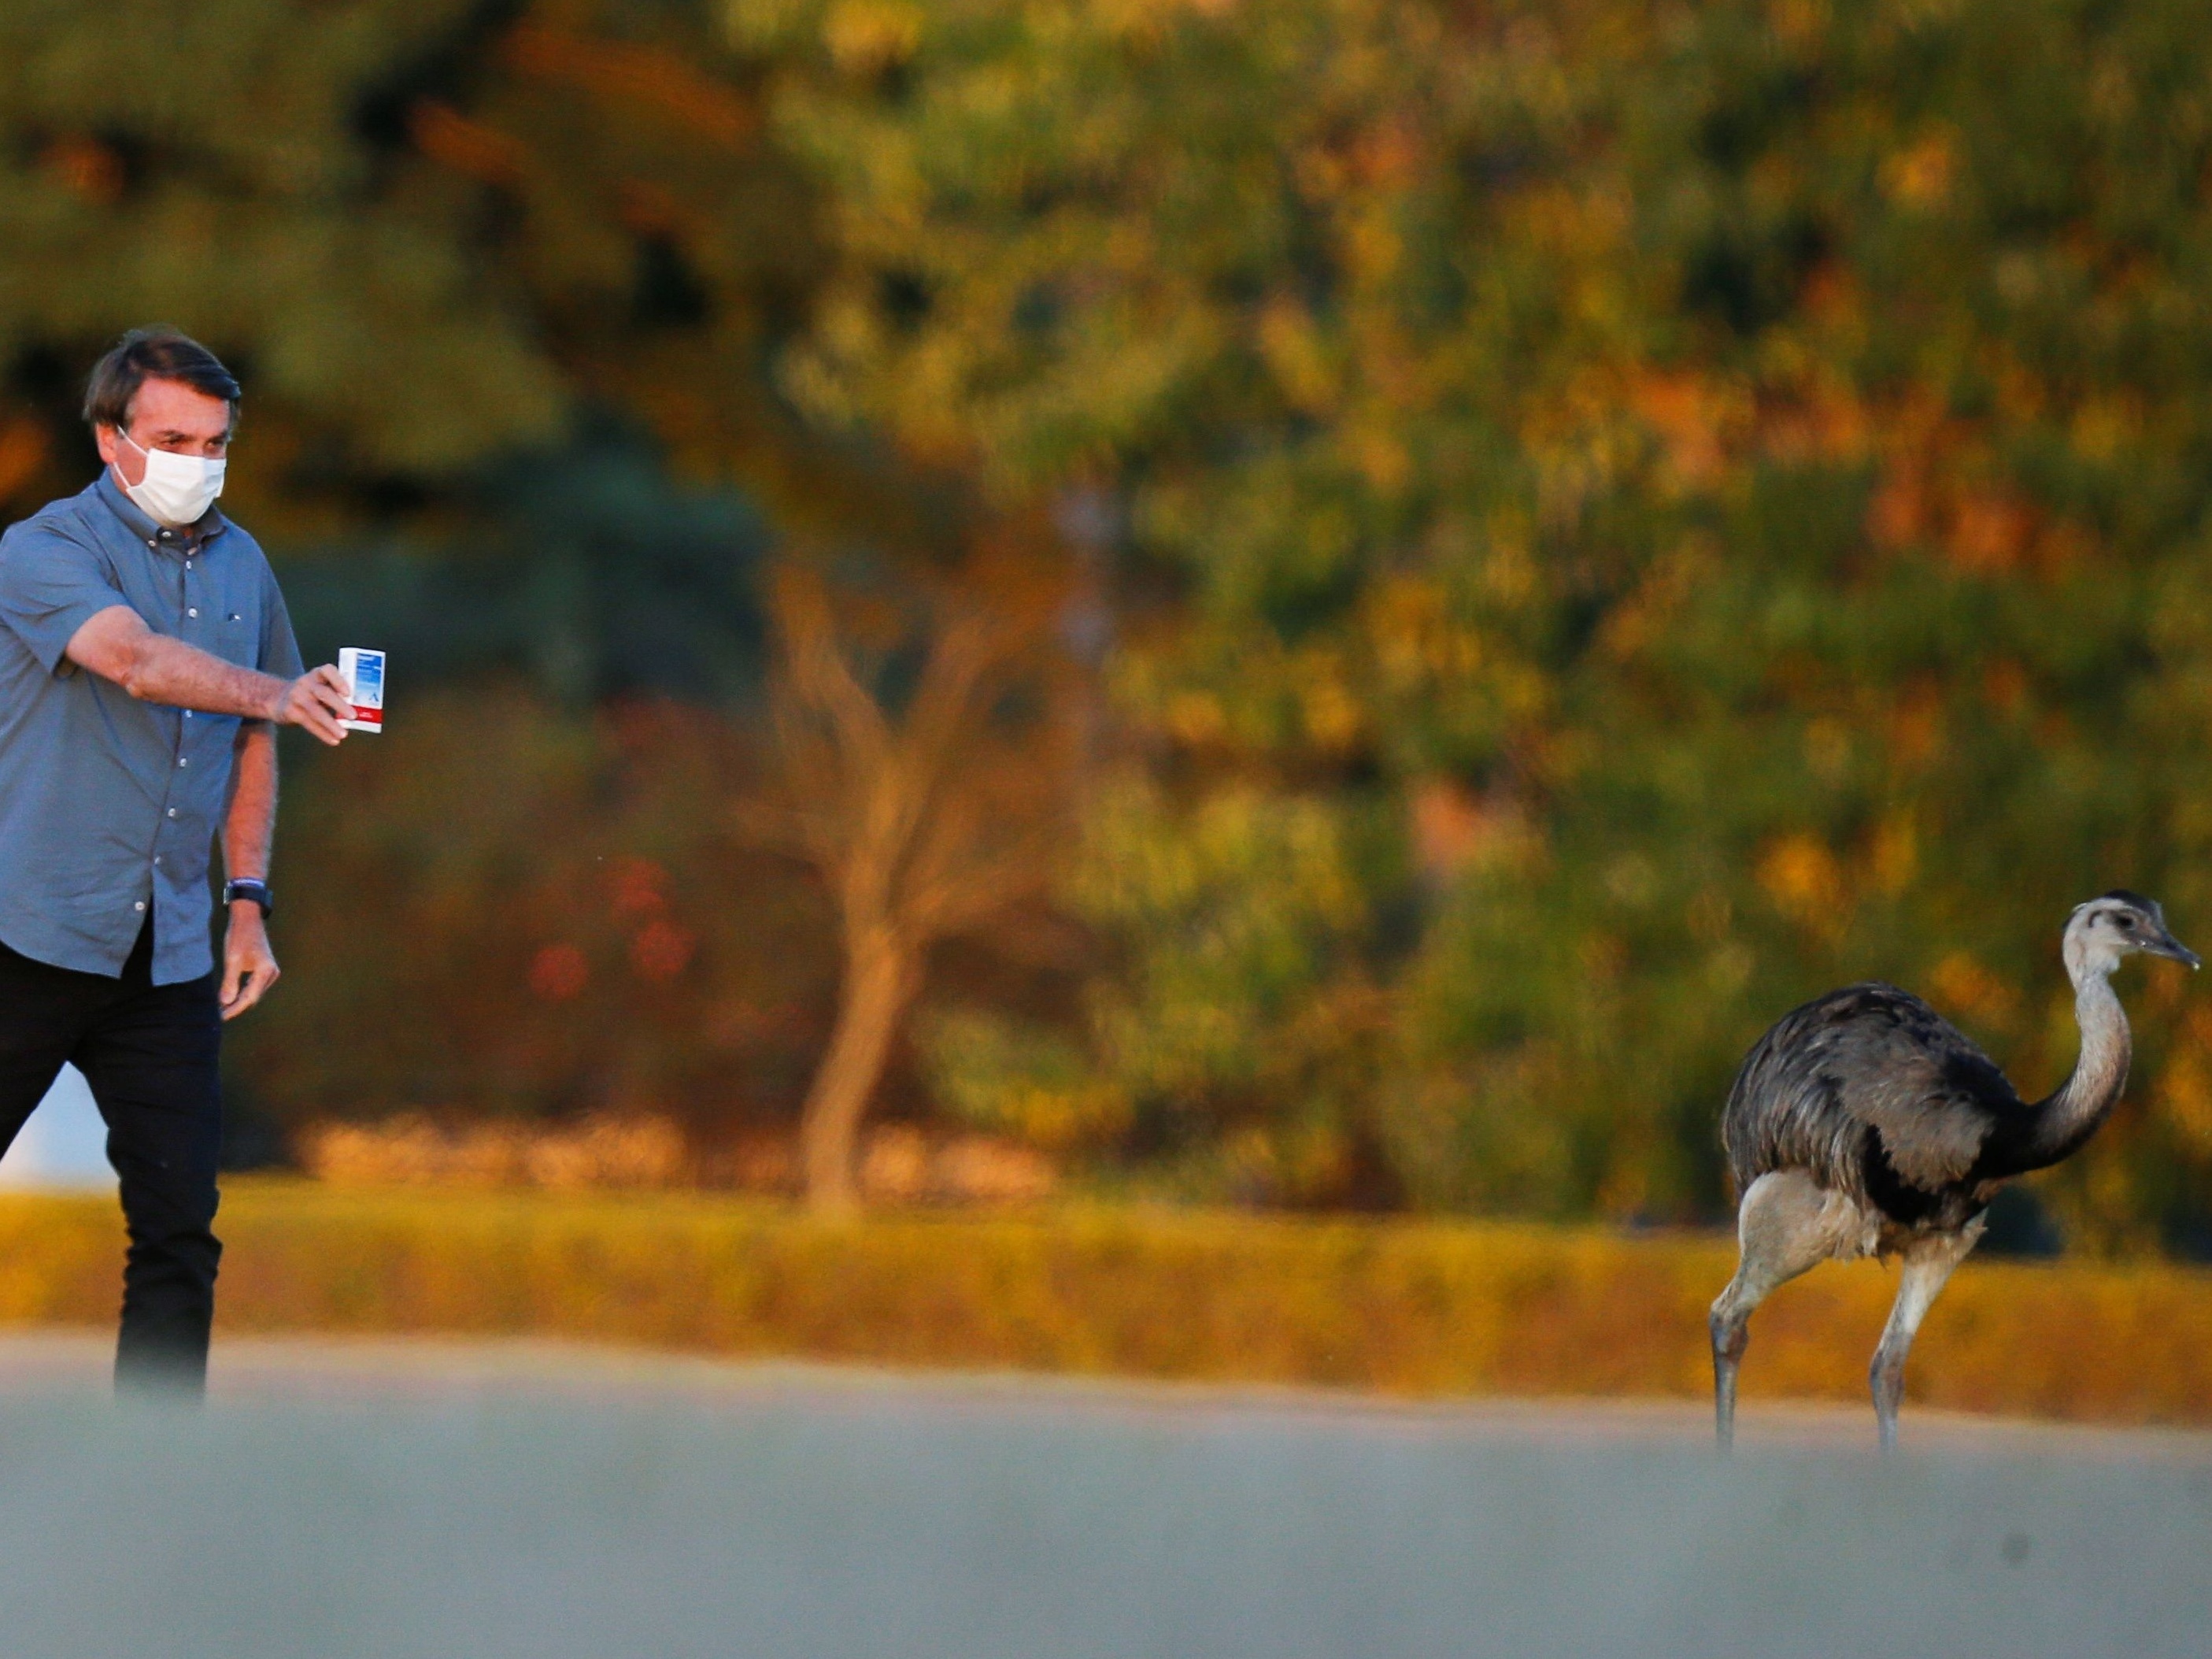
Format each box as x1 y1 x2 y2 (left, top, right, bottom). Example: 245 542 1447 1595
95 376 232 487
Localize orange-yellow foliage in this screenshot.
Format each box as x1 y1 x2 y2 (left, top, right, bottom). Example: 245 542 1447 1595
0 1185 2206 1424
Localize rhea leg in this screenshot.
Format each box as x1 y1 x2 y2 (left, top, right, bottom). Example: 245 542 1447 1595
1711 1172 1861 1450
1869 1216 1984 1452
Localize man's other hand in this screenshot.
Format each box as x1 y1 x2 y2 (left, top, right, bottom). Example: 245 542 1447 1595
274 665 351 746
220 903 280 1020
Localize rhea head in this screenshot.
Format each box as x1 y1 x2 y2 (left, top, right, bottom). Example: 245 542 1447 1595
2063 891 2200 980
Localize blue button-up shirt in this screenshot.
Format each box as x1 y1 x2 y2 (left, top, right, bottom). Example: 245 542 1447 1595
0 476 303 985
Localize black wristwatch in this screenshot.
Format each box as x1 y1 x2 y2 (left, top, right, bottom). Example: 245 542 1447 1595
223 879 273 917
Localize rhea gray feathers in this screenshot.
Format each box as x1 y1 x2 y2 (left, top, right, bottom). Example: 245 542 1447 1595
1721 983 2019 1232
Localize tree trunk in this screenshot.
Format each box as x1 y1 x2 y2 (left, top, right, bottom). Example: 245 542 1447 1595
798 929 914 1213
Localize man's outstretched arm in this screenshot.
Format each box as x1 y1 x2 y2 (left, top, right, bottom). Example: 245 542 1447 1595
65 604 352 744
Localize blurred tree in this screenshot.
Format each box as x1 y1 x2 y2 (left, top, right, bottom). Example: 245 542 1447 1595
745 554 1078 1209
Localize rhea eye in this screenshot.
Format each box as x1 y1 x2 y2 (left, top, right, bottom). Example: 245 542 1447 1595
2116 914 2137 930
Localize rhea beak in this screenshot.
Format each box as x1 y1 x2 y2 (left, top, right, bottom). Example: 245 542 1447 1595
2151 930 2203 970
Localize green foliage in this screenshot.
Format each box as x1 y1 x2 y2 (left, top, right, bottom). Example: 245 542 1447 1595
923 772 1401 1202
1074 776 1393 1197
919 1007 1122 1152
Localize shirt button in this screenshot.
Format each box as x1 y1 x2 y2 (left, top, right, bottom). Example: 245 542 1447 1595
133 901 146 912
166 808 178 818
178 757 188 768
187 608 199 618
153 856 162 867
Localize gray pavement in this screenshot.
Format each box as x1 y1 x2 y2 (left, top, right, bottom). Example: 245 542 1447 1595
0 1333 2199 1658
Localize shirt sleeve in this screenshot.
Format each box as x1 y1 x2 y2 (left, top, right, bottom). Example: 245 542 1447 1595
257 561 305 680
0 519 132 676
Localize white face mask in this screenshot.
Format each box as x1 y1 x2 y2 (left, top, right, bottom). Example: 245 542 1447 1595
115 429 225 528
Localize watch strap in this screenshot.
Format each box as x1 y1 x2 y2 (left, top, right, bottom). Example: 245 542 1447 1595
224 879 273 917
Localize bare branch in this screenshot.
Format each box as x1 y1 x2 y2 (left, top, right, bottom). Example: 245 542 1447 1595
769 570 892 779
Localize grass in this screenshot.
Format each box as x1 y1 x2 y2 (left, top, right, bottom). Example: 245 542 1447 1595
4 1179 2210 1424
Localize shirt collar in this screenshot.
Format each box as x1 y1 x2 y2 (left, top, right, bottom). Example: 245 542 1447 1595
93 471 230 553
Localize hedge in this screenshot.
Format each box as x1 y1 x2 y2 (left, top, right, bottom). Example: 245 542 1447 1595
3 1180 2209 1424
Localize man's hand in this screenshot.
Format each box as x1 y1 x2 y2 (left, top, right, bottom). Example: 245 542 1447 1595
220 902 280 1020
272 665 353 746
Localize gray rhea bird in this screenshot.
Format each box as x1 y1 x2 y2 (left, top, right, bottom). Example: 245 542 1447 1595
1710 891 2198 1451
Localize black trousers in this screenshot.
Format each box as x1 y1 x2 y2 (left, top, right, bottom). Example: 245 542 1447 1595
0 920 221 1391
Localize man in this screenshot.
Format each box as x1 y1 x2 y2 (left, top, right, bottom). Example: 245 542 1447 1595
0 327 353 1391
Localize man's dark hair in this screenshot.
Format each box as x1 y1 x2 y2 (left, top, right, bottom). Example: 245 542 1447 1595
82 327 241 436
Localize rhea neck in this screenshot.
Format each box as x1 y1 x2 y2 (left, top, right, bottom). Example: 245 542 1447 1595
2016 935 2132 1173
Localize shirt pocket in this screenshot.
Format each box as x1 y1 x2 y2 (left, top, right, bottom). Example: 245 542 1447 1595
212 594 261 668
